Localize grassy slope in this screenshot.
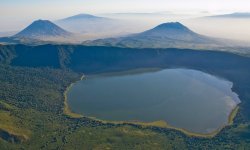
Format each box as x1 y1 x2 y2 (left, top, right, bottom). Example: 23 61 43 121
0 102 31 141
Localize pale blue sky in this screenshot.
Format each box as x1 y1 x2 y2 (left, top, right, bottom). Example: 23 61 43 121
0 0 250 31
1 0 250 16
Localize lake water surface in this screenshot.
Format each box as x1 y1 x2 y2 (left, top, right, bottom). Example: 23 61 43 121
67 69 240 134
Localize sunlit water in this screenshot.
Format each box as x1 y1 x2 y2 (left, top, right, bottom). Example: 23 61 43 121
67 69 240 134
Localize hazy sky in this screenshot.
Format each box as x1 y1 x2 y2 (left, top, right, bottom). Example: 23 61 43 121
1 0 250 31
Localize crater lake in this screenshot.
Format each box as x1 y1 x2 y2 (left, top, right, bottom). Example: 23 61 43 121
67 68 241 134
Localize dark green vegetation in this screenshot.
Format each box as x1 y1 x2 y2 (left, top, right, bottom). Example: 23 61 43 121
0 44 250 149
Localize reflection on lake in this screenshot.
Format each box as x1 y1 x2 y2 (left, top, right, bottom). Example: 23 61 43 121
67 69 240 134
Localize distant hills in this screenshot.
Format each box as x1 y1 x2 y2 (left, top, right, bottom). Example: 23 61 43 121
83 22 226 49
206 13 250 19
14 20 72 39
59 14 105 21
55 14 116 34
0 17 249 55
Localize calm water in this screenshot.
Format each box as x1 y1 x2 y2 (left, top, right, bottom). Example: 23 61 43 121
67 69 240 134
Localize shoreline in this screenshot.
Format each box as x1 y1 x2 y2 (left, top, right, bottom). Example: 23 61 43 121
63 71 241 138
84 106 239 138
63 74 84 118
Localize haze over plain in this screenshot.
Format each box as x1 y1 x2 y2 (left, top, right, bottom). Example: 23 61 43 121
1 0 250 42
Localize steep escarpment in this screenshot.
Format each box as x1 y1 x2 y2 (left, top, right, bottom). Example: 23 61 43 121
0 45 16 64
1 44 249 74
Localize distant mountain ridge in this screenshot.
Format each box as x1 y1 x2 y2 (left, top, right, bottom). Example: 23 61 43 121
56 14 114 33
14 20 72 39
58 14 106 21
207 12 250 18
1 20 249 55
